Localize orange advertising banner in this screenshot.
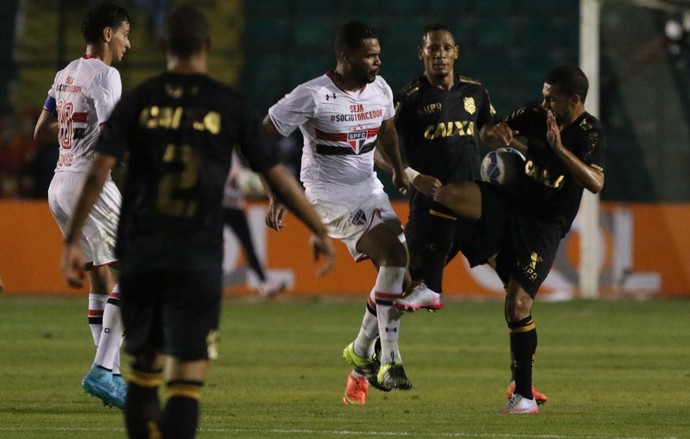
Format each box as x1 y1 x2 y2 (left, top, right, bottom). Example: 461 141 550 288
1 200 689 298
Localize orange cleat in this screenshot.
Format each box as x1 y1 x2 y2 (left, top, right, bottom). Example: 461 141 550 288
342 374 368 405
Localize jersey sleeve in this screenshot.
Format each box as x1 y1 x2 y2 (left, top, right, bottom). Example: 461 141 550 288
476 86 498 131
581 126 606 172
95 89 136 161
91 67 123 125
267 84 315 137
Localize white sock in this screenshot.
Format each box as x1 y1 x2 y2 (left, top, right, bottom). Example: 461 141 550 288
353 288 379 359
374 266 405 365
93 284 124 371
87 293 107 346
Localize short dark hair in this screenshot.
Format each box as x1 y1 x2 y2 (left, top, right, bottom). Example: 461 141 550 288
162 4 209 58
421 23 454 45
81 2 130 45
544 65 589 102
334 21 377 54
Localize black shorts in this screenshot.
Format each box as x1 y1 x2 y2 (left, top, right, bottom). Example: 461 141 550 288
119 268 222 361
405 193 485 276
478 182 563 298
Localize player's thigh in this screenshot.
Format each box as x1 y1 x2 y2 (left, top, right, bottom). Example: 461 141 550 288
161 270 222 361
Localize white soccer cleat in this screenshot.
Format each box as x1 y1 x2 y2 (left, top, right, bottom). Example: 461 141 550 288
393 283 443 312
258 278 286 298
499 394 539 414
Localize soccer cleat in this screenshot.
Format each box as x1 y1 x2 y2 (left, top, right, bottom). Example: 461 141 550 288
81 365 125 410
377 362 413 390
342 374 369 405
506 380 548 405
258 278 286 298
342 342 391 392
112 374 128 403
393 283 443 312
499 394 539 414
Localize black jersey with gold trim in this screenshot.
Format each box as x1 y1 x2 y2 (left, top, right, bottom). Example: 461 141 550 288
394 74 497 185
96 72 279 270
503 102 607 234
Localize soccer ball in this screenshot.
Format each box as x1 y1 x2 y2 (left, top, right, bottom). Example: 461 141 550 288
236 169 267 198
480 147 526 185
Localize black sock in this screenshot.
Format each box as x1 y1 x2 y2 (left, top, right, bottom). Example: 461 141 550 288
160 380 203 439
508 315 537 400
124 368 163 439
418 210 455 293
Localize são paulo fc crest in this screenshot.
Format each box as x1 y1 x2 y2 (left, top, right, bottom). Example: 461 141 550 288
351 209 367 226
464 97 476 115
348 130 368 153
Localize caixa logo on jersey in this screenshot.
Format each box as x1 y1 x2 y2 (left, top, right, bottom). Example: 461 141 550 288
348 130 368 153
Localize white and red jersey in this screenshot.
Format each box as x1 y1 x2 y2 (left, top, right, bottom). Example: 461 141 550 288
268 72 395 191
47 56 122 173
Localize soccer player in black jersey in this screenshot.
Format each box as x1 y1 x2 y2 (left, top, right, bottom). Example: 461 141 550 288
434 65 606 414
59 5 334 438
392 23 500 313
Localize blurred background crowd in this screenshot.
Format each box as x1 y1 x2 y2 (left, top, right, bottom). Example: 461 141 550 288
0 0 689 201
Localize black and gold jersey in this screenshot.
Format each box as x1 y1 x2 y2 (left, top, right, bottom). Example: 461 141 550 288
394 74 497 185
504 102 606 234
96 72 279 269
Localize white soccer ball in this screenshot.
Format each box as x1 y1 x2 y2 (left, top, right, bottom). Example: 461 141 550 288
480 147 526 185
236 169 267 198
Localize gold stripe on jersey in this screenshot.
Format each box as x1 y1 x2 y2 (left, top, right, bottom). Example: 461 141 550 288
399 79 421 97
457 75 481 85
429 209 457 220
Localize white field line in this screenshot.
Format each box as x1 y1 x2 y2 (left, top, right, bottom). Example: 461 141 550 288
0 426 682 439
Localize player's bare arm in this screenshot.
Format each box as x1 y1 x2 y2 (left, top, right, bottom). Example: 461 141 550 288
261 115 290 231
374 148 440 196
33 108 59 144
546 110 604 194
61 153 118 287
261 163 335 276
376 118 410 194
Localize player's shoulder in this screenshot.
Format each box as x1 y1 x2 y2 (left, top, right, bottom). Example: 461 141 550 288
509 101 545 118
457 75 483 86
578 112 604 134
397 77 422 98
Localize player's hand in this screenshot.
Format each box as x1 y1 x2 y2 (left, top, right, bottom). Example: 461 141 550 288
0 275 4 294
61 242 86 288
411 173 442 196
309 233 335 276
392 168 411 195
546 111 563 152
265 198 287 231
488 121 518 146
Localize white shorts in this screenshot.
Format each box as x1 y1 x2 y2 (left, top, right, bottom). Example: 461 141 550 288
306 183 403 261
48 172 121 266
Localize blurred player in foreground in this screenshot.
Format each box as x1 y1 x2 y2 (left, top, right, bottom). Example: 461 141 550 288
264 21 414 404
434 65 606 414
60 4 334 437
34 2 131 409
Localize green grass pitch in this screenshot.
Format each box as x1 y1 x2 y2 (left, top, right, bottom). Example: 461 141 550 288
0 295 688 438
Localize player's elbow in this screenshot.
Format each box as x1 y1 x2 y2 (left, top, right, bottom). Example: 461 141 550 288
587 174 605 194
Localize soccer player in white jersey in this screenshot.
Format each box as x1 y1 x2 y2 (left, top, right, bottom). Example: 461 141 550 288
33 2 130 409
264 21 414 404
